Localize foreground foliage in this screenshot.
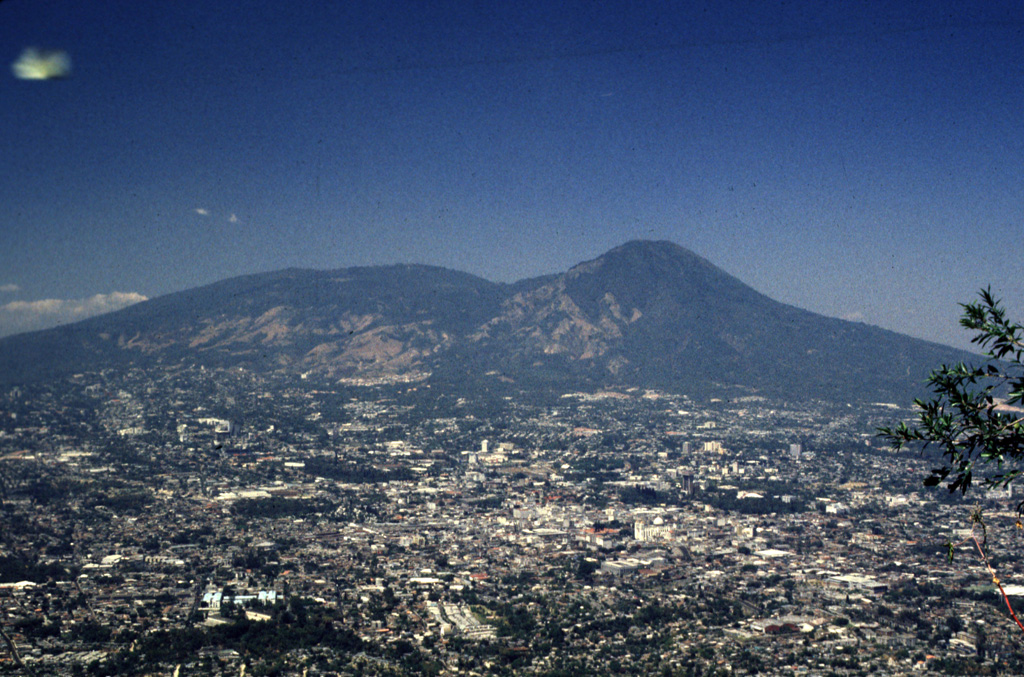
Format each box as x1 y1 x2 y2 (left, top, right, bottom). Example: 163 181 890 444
880 288 1024 508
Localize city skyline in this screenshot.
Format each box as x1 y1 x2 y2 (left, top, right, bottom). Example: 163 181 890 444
2 1 1023 351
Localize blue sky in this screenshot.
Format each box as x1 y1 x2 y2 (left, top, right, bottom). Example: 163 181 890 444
1 0 1022 351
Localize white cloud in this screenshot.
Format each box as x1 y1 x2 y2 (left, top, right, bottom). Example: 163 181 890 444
195 208 240 221
0 292 148 337
0 284 19 293
3 299 64 314
12 47 71 80
840 311 865 322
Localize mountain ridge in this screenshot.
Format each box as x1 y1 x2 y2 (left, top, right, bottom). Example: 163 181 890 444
0 240 968 402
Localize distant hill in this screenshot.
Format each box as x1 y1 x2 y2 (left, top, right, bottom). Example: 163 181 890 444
0 240 970 402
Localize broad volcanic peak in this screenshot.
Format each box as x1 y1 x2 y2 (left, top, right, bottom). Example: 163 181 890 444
0 264 507 383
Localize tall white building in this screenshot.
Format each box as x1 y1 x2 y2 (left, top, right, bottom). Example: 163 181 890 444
703 441 724 454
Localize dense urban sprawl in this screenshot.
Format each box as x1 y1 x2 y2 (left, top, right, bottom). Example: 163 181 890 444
1 366 1022 675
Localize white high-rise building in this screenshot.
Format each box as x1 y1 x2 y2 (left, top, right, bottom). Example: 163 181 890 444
702 441 724 454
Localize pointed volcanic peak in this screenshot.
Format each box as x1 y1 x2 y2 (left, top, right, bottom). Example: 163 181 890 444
471 240 778 364
473 240 972 402
562 239 810 347
561 239 767 319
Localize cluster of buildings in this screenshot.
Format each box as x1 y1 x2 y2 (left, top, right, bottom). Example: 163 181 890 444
0 366 1022 674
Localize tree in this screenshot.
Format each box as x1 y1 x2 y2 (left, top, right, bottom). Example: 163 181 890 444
880 287 1024 509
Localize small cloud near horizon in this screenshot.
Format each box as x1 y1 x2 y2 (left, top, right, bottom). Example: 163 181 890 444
840 311 866 322
195 208 240 222
0 284 19 293
0 291 148 337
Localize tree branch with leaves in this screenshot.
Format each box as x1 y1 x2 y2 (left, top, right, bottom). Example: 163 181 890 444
880 287 1024 510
